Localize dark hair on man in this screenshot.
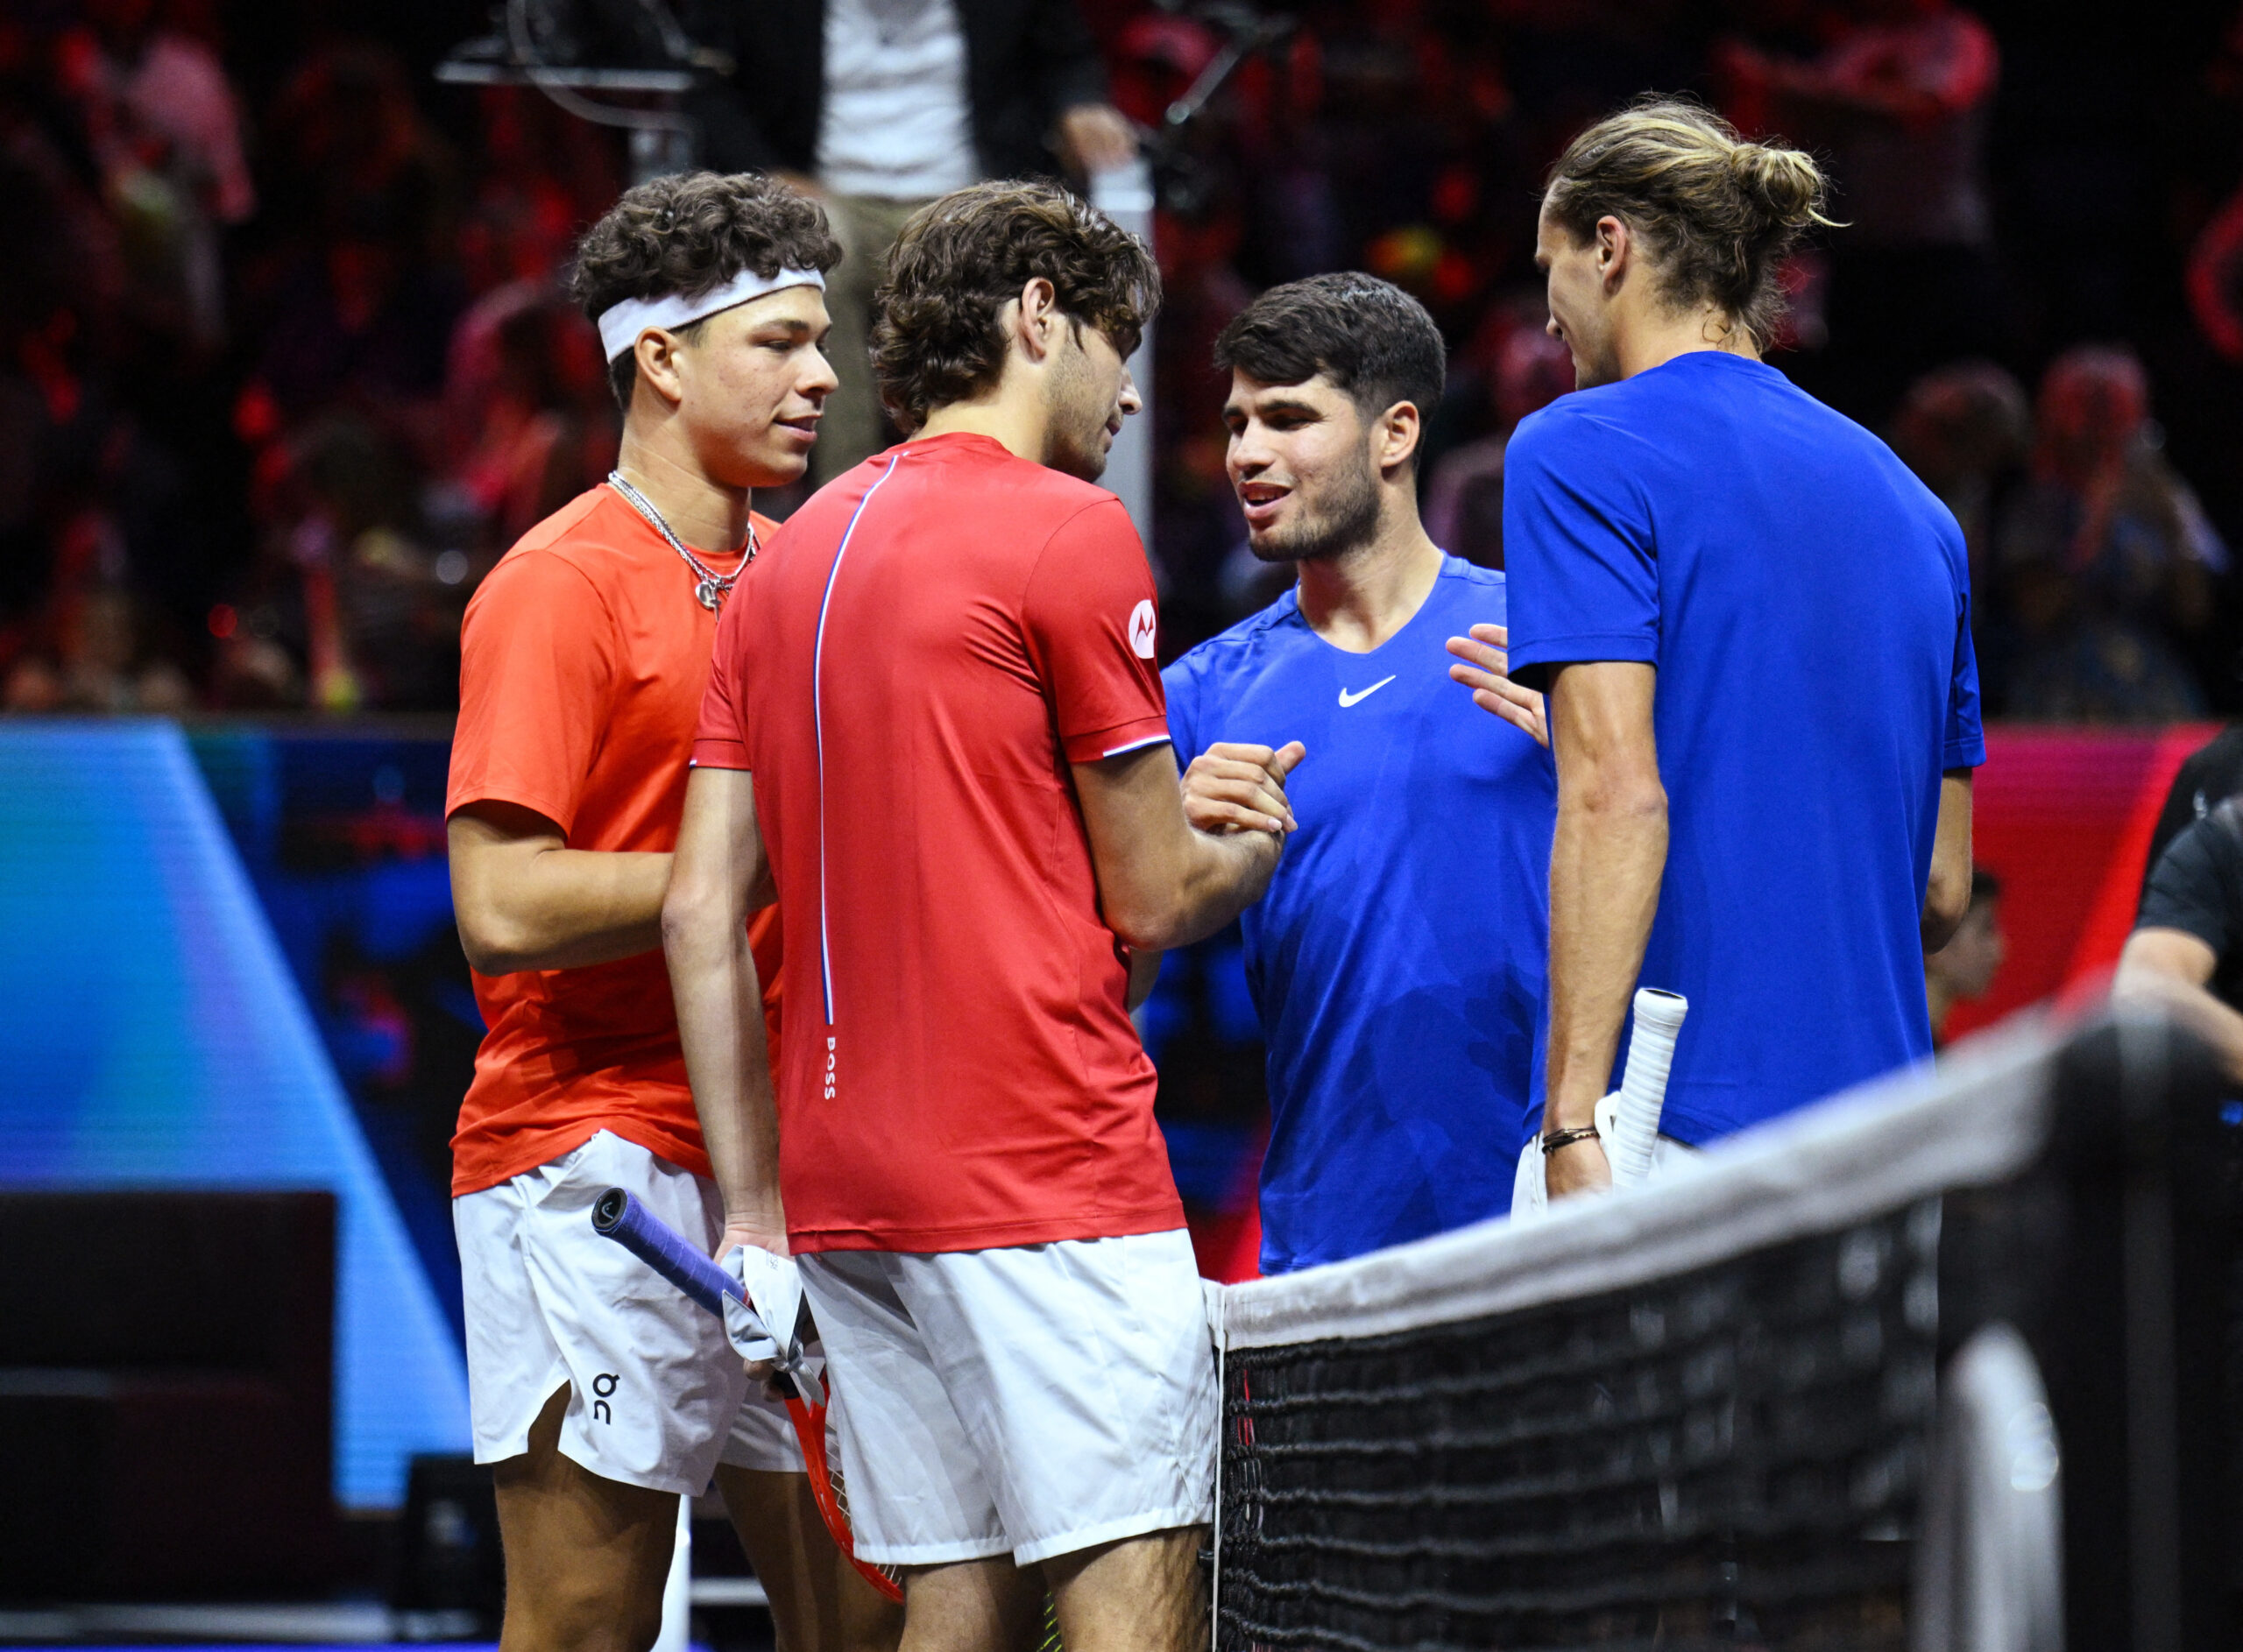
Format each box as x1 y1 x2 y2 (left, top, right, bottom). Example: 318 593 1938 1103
1968 865 2002 907
1213 273 1447 450
568 170 842 410
1543 95 1835 352
870 180 1161 434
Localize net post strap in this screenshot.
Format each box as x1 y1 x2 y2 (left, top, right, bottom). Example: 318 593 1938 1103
1202 1277 1226 1652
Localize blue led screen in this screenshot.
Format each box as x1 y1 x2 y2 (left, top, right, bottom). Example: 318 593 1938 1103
0 720 470 1507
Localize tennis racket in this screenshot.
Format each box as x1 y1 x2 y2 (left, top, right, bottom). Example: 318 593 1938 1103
1512 986 1690 1216
590 1187 903 1606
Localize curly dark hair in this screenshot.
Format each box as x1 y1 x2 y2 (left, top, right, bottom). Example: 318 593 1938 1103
568 171 841 410
1214 274 1447 445
869 180 1161 434
1544 96 1835 351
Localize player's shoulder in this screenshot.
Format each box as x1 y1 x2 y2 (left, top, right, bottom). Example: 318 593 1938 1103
1018 458 1129 517
1167 587 1308 681
1423 553 1509 619
912 434 1128 523
1013 468 1138 556
901 439 1141 579
2176 725 2243 803
1802 401 1966 551
472 490 619 610
508 485 612 558
2150 799 2243 901
1503 378 1659 475
763 456 897 561
974 450 1140 560
1433 554 1504 595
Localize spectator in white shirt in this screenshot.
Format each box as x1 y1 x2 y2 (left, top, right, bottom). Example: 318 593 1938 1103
689 0 1138 481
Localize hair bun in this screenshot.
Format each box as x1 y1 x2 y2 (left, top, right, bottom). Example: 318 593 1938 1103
1730 140 1829 234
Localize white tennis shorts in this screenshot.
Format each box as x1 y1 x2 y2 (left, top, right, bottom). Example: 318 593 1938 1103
797 1228 1216 1568
454 1129 803 1496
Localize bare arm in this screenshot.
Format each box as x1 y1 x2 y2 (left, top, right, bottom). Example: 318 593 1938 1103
2114 927 2243 1081
1074 740 1302 951
1542 661 1667 1199
448 801 671 974
662 766 787 1255
1921 771 1976 952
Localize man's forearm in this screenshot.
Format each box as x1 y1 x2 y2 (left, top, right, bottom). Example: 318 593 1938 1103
1544 792 1668 1129
499 848 671 970
1076 740 1297 951
1145 829 1281 951
1921 771 1975 952
664 904 784 1230
1116 820 1283 945
450 833 672 975
2115 957 2243 1083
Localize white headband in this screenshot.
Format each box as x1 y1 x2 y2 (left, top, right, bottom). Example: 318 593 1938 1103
597 267 827 362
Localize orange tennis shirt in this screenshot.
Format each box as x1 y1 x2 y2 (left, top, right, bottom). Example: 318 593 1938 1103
446 485 781 1197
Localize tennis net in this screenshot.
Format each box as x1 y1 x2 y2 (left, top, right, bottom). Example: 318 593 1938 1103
1209 1011 2240 1651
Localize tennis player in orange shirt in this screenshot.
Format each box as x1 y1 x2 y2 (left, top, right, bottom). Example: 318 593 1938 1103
444 172 894 1652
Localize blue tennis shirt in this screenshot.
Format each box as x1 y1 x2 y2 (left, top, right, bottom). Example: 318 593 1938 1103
1503 350 1985 1144
1164 555 1556 1274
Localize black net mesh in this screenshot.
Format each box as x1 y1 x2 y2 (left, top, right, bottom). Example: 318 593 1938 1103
1217 1199 1943 1652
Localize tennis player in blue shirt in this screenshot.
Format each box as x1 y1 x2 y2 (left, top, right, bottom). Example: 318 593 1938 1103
1447 100 1982 1202
1153 274 1557 1274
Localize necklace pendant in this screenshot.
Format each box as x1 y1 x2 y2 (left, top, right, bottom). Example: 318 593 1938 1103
696 577 721 611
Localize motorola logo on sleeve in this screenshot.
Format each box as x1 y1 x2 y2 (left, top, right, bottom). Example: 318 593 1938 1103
1128 599 1157 660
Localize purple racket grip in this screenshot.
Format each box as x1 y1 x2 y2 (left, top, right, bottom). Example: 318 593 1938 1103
591 1186 743 1321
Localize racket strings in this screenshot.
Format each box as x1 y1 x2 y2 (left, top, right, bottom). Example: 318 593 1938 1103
821 1404 903 1594
803 1367 1060 1645
787 1385 904 1604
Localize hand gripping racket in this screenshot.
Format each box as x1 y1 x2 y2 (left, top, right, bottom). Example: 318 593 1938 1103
591 1187 903 1605
1512 986 1689 1217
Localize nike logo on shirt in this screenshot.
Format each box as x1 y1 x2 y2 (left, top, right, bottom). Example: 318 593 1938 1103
1337 675 1397 707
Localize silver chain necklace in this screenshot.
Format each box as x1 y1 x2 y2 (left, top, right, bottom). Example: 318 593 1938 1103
606 471 755 611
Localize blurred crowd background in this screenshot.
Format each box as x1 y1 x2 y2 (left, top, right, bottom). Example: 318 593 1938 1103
6 0 2243 1284
5 0 2243 726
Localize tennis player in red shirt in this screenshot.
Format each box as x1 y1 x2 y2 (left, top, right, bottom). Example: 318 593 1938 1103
446 173 893 1652
666 180 1301 1648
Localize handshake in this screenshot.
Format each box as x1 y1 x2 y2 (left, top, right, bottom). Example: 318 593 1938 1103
1179 741 1308 837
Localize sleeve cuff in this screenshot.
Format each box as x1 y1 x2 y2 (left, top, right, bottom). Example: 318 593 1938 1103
1943 735 1987 770
690 736 752 772
1506 632 1659 692
1061 715 1172 765
444 780 577 838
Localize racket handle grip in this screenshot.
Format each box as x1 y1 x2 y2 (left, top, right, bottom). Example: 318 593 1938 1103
591 1187 743 1321
1610 988 1688 1188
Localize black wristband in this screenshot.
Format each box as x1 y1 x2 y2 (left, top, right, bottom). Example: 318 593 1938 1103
1541 1124 1603 1154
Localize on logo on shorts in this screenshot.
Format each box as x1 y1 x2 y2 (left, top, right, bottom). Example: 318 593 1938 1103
591 1371 619 1424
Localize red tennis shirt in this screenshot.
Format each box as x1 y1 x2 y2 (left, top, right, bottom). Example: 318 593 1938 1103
693 432 1184 1253
447 485 782 1197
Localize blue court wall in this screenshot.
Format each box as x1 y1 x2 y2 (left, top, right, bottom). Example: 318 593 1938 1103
0 720 471 1508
